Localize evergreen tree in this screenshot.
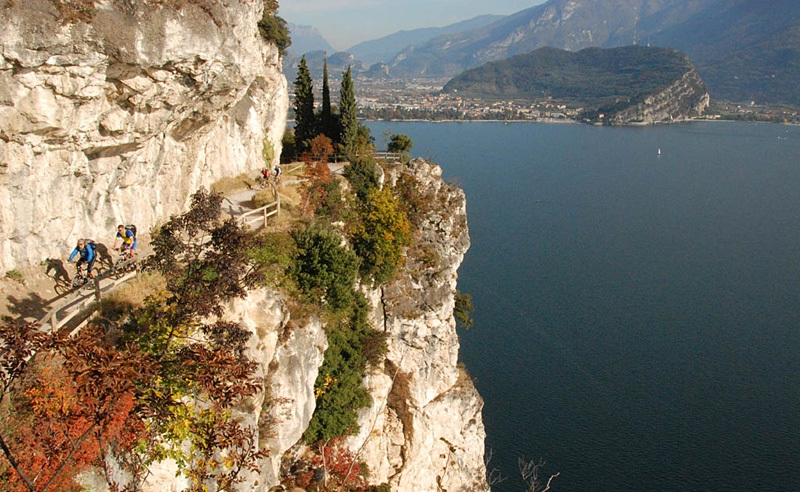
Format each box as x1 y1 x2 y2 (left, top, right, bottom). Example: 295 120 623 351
294 55 315 152
320 57 334 140
339 66 358 159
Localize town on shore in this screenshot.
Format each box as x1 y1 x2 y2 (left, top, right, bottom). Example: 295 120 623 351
350 77 800 124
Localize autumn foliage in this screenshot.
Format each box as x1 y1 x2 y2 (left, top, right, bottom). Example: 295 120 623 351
300 134 335 214
0 189 268 491
0 324 149 491
281 437 372 491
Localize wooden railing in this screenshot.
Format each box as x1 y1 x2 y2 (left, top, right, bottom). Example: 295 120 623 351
372 151 402 162
237 182 280 230
38 264 139 334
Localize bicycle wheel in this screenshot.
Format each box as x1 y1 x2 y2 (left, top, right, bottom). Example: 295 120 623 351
70 273 85 291
54 280 71 295
111 256 130 278
80 276 96 293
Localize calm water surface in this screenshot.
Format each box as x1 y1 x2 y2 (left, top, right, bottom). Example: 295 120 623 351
367 121 800 492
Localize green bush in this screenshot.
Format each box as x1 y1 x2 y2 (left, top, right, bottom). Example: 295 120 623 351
304 294 386 443
281 128 297 163
343 157 379 201
387 133 413 162
251 231 297 288
257 11 291 56
350 187 412 285
4 269 23 283
454 290 474 329
292 224 359 311
261 136 274 166
315 178 347 220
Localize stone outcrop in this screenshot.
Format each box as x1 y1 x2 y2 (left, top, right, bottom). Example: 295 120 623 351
97 159 487 491
1 2 488 489
349 159 487 491
0 0 288 273
608 68 710 125
245 159 486 491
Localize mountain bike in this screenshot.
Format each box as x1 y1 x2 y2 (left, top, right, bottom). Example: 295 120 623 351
110 249 138 278
70 263 94 292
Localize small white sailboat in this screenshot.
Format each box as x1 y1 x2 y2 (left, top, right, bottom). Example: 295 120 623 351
657 148 662 156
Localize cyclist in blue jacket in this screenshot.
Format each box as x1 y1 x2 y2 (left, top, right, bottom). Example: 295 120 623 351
69 238 97 278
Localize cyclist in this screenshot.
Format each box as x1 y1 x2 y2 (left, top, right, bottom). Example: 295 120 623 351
69 238 97 278
256 167 270 188
273 164 282 184
113 224 137 259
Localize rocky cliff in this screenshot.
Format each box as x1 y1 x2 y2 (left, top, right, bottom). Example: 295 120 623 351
608 68 710 125
85 159 488 491
0 0 288 273
350 159 487 491
1 2 488 490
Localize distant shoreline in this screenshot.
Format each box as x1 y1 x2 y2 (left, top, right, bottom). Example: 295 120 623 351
360 116 800 127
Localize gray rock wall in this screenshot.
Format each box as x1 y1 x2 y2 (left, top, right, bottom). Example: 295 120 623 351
123 160 488 492
0 0 288 273
609 68 710 124
349 159 488 491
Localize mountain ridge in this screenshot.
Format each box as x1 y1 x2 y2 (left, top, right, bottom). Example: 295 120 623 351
347 15 504 66
443 45 710 123
380 0 800 105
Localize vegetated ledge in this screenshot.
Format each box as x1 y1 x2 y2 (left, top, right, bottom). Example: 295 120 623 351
442 45 711 125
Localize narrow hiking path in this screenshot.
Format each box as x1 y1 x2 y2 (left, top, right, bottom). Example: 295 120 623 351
1 165 308 331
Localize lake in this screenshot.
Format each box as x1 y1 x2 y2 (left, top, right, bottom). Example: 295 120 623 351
366 121 800 492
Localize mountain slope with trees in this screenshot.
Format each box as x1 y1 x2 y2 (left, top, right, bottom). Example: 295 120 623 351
382 0 800 105
443 46 709 123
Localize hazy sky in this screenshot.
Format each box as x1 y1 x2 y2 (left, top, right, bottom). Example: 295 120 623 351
281 0 548 51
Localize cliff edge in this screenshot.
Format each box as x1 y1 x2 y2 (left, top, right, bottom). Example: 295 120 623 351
0 0 288 273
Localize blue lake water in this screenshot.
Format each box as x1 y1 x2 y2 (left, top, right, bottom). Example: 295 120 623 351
367 121 800 492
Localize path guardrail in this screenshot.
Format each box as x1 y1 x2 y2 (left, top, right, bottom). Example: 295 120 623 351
38 261 139 333
238 199 279 229
372 151 401 162
238 181 280 229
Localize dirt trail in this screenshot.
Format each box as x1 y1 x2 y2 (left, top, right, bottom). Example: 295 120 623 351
2 170 306 323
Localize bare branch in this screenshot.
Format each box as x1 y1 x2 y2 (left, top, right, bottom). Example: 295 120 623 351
519 457 559 492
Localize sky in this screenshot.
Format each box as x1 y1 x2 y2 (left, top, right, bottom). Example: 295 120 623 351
280 0 549 51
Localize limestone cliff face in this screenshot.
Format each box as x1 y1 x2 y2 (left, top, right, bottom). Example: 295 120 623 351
0 0 288 273
608 68 710 125
122 159 488 491
241 159 486 491
348 159 487 491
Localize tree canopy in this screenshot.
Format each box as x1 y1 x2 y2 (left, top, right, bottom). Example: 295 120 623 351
294 55 316 151
338 66 358 159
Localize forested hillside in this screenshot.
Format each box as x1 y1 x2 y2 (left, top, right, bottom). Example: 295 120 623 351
383 0 800 106
443 46 700 110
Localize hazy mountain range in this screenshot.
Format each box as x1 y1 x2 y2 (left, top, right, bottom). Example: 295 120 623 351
347 15 504 66
287 0 800 105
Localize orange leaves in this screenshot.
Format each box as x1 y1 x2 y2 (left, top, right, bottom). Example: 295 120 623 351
281 437 369 491
300 135 336 215
310 134 335 164
0 325 150 492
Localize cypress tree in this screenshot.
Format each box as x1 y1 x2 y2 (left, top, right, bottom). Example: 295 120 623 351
339 66 357 159
320 57 334 140
294 55 315 152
